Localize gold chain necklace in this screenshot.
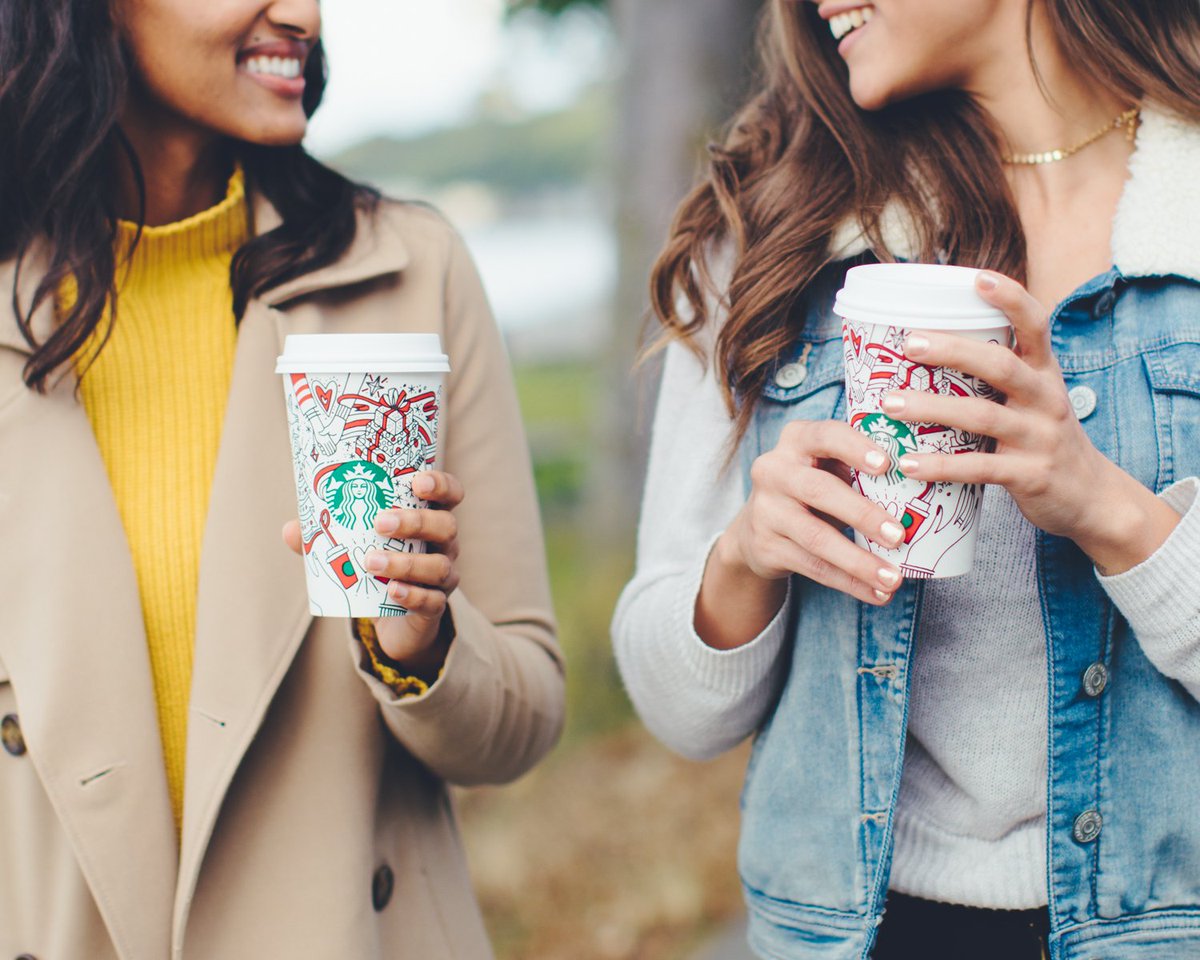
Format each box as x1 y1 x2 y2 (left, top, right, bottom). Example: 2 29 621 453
1002 107 1140 166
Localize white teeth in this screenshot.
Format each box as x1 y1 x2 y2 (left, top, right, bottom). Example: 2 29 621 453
830 6 874 41
245 56 302 79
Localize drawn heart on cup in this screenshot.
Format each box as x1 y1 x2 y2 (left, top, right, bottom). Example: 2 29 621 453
314 382 336 412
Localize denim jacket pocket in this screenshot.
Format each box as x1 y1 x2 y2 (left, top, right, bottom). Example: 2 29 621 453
1144 341 1200 489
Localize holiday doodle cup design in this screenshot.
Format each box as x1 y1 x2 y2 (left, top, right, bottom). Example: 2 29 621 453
278 334 450 617
834 264 1012 579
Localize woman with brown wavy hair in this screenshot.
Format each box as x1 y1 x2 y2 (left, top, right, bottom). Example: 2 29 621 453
614 1 1200 957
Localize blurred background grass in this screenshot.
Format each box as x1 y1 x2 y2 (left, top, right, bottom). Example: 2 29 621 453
460 357 750 960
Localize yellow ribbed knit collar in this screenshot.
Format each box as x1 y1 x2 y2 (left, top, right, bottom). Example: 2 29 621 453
114 165 249 264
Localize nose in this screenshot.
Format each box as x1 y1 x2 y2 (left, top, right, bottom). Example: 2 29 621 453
266 0 321 40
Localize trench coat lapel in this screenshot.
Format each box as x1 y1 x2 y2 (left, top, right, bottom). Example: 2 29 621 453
171 296 310 943
0 259 177 960
173 205 410 944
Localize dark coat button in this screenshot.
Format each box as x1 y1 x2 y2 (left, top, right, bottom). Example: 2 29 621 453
372 864 395 912
2 714 26 757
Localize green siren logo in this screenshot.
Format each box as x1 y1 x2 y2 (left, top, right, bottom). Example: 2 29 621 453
855 413 917 485
323 460 395 531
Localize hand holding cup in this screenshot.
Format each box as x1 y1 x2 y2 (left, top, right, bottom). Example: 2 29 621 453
283 468 463 669
836 263 1014 578
880 271 1180 575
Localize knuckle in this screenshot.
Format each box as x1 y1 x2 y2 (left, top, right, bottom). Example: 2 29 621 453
399 510 423 538
436 554 454 585
794 519 828 557
860 499 887 531
780 419 809 445
1024 459 1052 497
803 553 837 587
794 468 830 508
994 350 1020 383
749 455 772 489
974 400 1001 436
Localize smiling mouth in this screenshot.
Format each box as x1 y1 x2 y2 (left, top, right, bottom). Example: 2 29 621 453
244 55 303 79
829 6 875 42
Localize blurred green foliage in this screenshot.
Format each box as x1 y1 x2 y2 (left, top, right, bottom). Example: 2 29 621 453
329 88 611 194
514 361 635 743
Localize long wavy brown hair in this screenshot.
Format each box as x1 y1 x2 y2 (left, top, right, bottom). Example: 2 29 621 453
651 0 1200 445
0 0 378 392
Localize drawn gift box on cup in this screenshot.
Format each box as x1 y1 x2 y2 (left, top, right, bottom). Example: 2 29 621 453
277 334 450 617
834 264 1012 579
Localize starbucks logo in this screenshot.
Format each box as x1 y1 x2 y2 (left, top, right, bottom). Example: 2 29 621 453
322 460 395 531
855 413 917 485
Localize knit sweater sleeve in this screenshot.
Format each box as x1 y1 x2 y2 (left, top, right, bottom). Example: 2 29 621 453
1097 476 1200 700
611 337 791 761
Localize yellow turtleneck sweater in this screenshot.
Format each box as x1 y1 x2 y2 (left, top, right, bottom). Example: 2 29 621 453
77 169 247 830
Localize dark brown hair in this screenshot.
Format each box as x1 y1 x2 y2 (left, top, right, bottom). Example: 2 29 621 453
651 0 1200 444
0 0 379 391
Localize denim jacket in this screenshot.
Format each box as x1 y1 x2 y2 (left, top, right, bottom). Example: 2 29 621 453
735 106 1200 960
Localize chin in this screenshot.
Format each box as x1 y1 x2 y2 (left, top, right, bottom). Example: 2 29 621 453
847 74 892 112
238 120 309 148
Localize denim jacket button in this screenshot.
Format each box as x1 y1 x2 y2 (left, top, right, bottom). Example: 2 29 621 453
775 363 808 389
1093 291 1117 317
1073 809 1103 844
1082 662 1108 697
1068 385 1097 420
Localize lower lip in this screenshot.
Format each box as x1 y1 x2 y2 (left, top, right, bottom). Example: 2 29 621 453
837 21 871 56
241 67 306 99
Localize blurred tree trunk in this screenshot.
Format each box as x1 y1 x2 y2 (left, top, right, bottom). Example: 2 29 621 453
586 0 761 546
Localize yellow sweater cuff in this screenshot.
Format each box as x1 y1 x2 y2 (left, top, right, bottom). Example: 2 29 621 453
353 619 436 697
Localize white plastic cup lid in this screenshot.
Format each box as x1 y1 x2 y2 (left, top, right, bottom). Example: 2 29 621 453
833 263 1012 330
275 333 451 375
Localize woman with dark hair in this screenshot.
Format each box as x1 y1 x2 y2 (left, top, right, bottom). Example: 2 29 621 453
614 0 1200 957
0 1 562 957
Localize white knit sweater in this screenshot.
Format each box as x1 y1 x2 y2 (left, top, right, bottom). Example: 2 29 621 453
612 104 1200 910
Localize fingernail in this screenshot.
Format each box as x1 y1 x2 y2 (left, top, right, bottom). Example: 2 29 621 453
390 583 409 602
878 567 900 587
865 450 887 471
977 272 999 291
376 513 400 535
905 334 929 355
413 474 434 496
874 589 890 602
881 521 905 545
898 456 918 473
881 394 905 413
365 552 388 573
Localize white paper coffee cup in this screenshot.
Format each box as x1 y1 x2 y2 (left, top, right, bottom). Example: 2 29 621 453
276 334 450 617
833 264 1012 579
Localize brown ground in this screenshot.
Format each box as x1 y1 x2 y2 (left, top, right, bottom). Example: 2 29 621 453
456 725 751 960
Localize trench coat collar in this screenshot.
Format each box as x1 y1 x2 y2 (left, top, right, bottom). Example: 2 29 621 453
0 194 410 958
249 191 411 306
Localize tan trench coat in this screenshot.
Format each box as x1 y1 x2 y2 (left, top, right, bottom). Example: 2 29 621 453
0 199 565 959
